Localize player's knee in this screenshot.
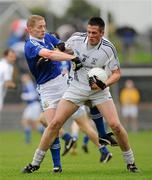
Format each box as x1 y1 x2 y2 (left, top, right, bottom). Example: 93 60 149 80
110 122 122 135
48 119 62 132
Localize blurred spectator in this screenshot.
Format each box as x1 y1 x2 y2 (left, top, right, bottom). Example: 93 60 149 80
8 19 28 73
120 79 140 132
0 49 16 115
20 73 42 143
7 19 27 47
116 26 137 64
56 24 76 41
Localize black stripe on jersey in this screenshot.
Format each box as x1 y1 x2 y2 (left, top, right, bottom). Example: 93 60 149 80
83 36 87 43
102 39 117 59
97 42 102 49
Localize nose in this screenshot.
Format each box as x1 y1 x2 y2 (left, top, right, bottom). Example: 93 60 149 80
89 32 94 38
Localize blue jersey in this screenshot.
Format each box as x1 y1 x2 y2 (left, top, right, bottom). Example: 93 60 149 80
24 33 62 84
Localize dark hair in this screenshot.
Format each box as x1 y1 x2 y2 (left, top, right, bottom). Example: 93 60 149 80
88 17 105 30
3 48 15 56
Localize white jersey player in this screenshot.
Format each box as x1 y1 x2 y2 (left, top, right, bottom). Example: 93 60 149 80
0 49 16 112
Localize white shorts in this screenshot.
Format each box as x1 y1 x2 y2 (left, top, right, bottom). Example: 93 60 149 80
37 74 68 111
62 85 112 106
22 101 41 121
71 105 87 119
121 105 138 118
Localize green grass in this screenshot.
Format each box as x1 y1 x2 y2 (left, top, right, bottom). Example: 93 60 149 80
0 131 152 180
118 52 152 64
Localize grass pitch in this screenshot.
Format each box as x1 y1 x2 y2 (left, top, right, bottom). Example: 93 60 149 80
0 131 152 180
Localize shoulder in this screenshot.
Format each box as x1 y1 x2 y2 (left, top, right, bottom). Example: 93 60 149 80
25 38 43 50
101 37 117 58
45 33 60 42
102 37 116 49
68 32 87 42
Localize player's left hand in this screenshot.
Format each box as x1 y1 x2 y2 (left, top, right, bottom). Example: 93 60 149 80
94 75 107 90
71 57 83 71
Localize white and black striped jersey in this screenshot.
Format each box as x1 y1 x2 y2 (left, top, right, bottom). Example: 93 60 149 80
66 32 120 91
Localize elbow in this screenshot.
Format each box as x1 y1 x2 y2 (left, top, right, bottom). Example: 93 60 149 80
39 48 53 59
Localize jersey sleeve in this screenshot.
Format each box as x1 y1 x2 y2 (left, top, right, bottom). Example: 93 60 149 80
65 36 76 49
25 40 44 59
106 42 120 71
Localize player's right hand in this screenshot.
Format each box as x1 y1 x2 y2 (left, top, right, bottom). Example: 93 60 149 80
71 57 83 71
88 76 100 90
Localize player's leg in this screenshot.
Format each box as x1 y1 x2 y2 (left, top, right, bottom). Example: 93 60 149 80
25 108 62 172
67 121 79 155
90 106 118 146
21 105 33 144
96 99 138 172
44 109 63 173
21 118 31 144
60 127 76 156
75 113 112 163
82 134 89 153
23 99 79 173
130 106 139 132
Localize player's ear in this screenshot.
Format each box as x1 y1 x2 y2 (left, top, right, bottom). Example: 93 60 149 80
101 30 104 36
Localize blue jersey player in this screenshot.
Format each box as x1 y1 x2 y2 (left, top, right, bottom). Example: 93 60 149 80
23 15 82 173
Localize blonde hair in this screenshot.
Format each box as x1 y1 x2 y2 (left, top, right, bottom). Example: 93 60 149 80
27 15 44 27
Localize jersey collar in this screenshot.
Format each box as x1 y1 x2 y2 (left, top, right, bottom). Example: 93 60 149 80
86 38 102 50
29 35 45 43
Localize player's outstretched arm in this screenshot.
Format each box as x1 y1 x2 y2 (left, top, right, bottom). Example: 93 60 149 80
39 48 82 71
39 48 75 61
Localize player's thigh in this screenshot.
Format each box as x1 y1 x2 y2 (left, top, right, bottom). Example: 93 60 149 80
53 98 79 127
75 114 91 131
71 121 80 134
96 99 120 126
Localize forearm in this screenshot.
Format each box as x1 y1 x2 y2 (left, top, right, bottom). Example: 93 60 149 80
105 69 121 87
39 48 75 61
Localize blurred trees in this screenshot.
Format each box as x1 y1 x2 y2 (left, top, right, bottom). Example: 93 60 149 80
29 0 100 31
62 0 100 30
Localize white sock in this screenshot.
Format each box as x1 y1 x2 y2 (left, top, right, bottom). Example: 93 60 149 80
122 149 135 165
31 149 46 166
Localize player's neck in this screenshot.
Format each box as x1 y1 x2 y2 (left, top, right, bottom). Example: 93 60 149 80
29 35 44 42
87 43 96 50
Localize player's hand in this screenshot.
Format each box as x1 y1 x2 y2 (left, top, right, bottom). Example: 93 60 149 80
36 57 49 68
56 42 65 52
93 76 107 90
88 76 99 90
71 57 83 71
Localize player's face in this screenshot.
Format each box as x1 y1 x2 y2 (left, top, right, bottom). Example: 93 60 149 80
87 25 104 46
29 20 46 39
